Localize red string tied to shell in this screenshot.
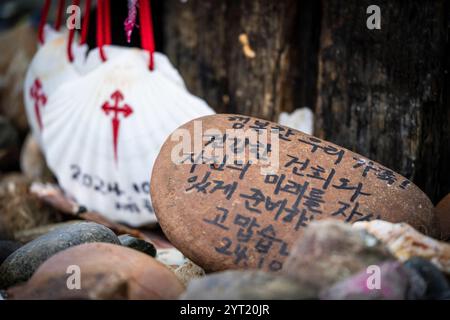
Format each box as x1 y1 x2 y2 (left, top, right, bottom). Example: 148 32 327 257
138 0 155 70
38 0 51 44
66 0 80 62
80 0 92 45
67 0 92 61
38 0 67 45
96 0 155 70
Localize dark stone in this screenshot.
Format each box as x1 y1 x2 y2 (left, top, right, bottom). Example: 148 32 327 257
404 268 428 300
0 222 120 289
0 240 21 265
118 234 156 257
12 221 83 244
404 257 450 300
180 270 316 300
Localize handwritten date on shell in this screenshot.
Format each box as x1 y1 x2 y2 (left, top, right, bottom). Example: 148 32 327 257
150 114 436 272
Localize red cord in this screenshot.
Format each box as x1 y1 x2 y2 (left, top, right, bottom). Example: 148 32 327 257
38 0 51 44
138 0 155 70
139 0 148 50
97 0 107 61
80 0 91 44
104 0 111 45
96 0 155 69
67 0 80 62
54 0 65 30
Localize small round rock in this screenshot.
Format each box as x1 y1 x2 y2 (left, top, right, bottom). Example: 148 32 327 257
7 243 184 300
118 234 156 257
0 222 120 289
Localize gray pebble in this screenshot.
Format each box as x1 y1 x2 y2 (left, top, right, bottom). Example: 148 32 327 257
0 222 120 288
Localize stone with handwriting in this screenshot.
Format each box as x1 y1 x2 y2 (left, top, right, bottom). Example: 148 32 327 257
150 114 437 272
435 193 450 240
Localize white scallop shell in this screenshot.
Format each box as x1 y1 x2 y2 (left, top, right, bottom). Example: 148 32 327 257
23 25 88 146
80 45 186 89
42 47 215 226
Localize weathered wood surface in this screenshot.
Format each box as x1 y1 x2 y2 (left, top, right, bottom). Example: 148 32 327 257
161 0 319 120
315 0 449 203
158 0 449 203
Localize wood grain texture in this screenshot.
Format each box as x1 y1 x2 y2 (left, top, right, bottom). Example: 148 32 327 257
157 0 449 203
316 0 449 203
161 0 319 119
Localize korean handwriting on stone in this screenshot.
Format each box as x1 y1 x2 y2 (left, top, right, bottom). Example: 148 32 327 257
298 136 345 165
204 207 289 270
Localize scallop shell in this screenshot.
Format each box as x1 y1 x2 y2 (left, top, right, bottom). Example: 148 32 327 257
42 47 215 226
23 25 88 146
81 46 186 89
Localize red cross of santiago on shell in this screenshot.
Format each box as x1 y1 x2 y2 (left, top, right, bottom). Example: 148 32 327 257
30 78 47 130
101 90 134 163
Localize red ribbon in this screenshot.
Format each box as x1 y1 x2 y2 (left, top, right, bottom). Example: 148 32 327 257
54 0 65 30
96 0 108 61
67 0 80 62
138 0 155 70
96 0 155 70
80 0 92 45
104 0 111 45
38 0 51 44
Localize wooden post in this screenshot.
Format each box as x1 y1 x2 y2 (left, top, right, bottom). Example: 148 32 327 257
315 0 449 202
161 0 320 119
158 0 449 203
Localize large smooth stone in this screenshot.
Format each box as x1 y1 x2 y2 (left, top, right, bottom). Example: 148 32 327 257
151 114 435 271
0 222 120 288
7 243 184 300
435 193 450 240
282 220 392 294
180 270 315 300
